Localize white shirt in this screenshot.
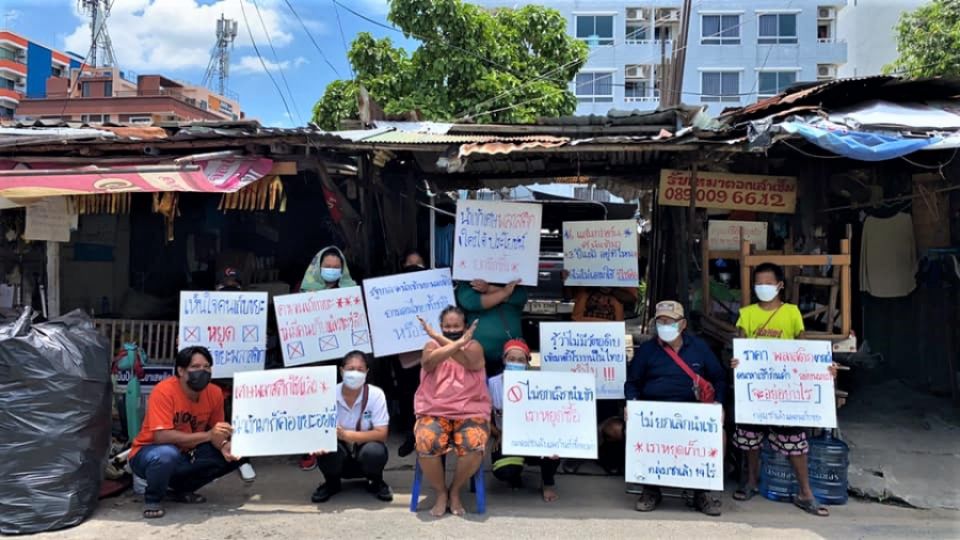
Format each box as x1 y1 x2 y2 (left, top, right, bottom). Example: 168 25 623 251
487 374 504 429
336 383 389 432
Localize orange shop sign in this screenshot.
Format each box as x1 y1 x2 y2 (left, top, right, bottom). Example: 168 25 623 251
658 169 797 214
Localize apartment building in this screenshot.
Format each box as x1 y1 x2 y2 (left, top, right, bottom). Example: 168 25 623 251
1 29 242 123
0 30 82 119
474 1 852 115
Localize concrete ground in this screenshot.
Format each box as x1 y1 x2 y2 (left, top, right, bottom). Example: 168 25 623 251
38 454 959 540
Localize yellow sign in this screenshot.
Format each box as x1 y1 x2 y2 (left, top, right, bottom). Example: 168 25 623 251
658 169 797 214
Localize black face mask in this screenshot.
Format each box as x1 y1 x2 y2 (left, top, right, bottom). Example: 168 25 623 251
186 370 212 392
443 331 464 341
402 264 425 273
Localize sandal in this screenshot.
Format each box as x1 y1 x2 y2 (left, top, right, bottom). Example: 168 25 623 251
733 485 759 501
693 492 722 516
169 492 207 504
142 503 165 519
793 496 830 517
634 489 662 512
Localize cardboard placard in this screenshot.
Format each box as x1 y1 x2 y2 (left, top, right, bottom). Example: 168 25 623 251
452 199 542 285
362 268 455 357
562 219 640 286
178 291 268 378
231 366 338 457
733 339 837 428
539 321 627 399
501 371 598 459
707 220 768 251
625 400 724 491
274 287 372 367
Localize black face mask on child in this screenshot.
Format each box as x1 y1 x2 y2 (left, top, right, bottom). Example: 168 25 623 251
442 331 464 341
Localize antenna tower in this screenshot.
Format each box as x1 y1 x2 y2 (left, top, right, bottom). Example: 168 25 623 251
202 14 238 95
78 0 117 67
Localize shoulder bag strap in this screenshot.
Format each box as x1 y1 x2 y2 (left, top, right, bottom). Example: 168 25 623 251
662 344 699 383
496 306 514 340
354 384 369 432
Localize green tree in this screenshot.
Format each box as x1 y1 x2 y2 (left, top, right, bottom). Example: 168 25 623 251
312 0 588 129
885 0 960 78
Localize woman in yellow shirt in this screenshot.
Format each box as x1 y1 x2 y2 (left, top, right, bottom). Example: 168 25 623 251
731 263 830 517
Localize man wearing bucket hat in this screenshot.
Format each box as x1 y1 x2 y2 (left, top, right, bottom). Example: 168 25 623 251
487 339 562 503
624 300 726 516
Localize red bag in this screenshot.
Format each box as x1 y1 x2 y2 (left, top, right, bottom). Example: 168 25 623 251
662 345 716 403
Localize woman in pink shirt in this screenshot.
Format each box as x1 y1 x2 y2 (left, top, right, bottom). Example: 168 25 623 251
414 306 490 517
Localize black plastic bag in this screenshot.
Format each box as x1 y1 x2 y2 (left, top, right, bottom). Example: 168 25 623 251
0 309 112 535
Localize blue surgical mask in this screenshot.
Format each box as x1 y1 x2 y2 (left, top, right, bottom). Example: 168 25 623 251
321 268 342 283
656 322 681 343
342 370 366 390
504 362 526 371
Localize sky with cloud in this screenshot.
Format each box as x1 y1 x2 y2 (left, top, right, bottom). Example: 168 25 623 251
2 0 404 126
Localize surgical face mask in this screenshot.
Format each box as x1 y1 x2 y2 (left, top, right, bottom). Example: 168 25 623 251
403 264 425 273
755 284 780 302
656 322 681 343
504 362 526 371
320 267 342 283
342 370 366 390
186 370 211 392
442 331 464 341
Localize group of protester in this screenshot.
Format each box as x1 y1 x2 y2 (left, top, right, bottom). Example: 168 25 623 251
130 246 838 520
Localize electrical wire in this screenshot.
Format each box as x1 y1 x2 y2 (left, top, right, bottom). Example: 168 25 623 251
780 139 845 159
283 0 342 78
252 0 303 124
331 0 354 78
238 0 294 122
900 148 959 170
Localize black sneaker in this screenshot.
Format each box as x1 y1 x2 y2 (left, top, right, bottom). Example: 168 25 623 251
367 480 394 502
310 481 341 503
398 436 415 458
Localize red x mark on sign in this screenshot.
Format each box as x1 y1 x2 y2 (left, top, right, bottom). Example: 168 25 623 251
183 326 200 342
287 341 305 359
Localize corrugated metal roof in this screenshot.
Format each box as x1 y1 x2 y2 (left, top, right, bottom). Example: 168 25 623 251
358 129 568 145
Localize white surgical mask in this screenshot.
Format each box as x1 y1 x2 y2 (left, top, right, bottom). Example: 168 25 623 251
755 284 780 302
342 370 366 390
656 322 681 343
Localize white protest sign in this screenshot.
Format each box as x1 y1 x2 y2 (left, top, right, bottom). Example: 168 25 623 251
24 197 72 242
539 321 626 399
707 220 768 251
362 268 454 357
452 199 542 285
501 371 598 459
562 220 640 286
625 401 724 491
733 339 837 428
178 291 268 378
231 366 338 457
274 286 372 367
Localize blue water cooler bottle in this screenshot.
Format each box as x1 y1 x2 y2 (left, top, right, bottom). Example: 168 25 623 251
808 430 849 505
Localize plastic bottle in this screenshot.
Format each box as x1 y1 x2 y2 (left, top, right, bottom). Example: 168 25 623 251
760 441 798 502
808 431 849 505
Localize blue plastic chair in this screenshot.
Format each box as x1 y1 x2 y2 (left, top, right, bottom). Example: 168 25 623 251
409 457 486 514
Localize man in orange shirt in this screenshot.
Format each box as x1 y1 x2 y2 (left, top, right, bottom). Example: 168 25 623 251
129 346 241 519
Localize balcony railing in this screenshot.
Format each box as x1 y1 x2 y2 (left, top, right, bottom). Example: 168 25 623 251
624 95 659 103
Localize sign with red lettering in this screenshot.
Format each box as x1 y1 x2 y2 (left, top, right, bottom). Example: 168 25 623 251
179 291 268 378
625 401 724 491
658 169 797 214
452 200 542 285
274 286 372 366
733 339 837 428
501 371 598 459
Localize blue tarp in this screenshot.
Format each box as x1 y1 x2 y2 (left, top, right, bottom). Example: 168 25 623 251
781 121 940 161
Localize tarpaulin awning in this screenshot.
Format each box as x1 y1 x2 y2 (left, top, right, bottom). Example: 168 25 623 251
0 157 273 202
780 121 941 161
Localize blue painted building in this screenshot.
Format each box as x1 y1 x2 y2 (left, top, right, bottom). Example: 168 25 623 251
473 1 857 115
0 29 83 119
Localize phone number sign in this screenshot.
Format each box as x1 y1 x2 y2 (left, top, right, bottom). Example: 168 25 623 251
658 169 797 214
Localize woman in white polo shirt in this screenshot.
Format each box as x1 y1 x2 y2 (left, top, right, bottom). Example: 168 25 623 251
310 351 393 503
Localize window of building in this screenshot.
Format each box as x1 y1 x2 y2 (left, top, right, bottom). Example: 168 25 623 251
0 78 13 90
576 15 614 46
654 26 674 42
51 66 64 78
200 100 208 110
626 22 648 43
0 106 13 119
625 64 656 101
701 71 740 102
104 81 113 96
757 71 797 97
0 48 16 62
129 116 153 125
81 82 91 98
575 72 614 102
702 15 740 45
81 114 105 124
759 13 798 44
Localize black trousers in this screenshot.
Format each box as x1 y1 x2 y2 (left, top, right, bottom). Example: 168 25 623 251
492 454 560 487
395 364 421 436
317 441 388 484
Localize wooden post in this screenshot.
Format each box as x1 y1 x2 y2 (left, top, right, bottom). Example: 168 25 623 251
701 231 711 316
740 239 752 308
46 242 60 319
840 238 851 337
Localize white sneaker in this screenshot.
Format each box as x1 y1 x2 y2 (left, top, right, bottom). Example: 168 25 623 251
239 463 256 483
